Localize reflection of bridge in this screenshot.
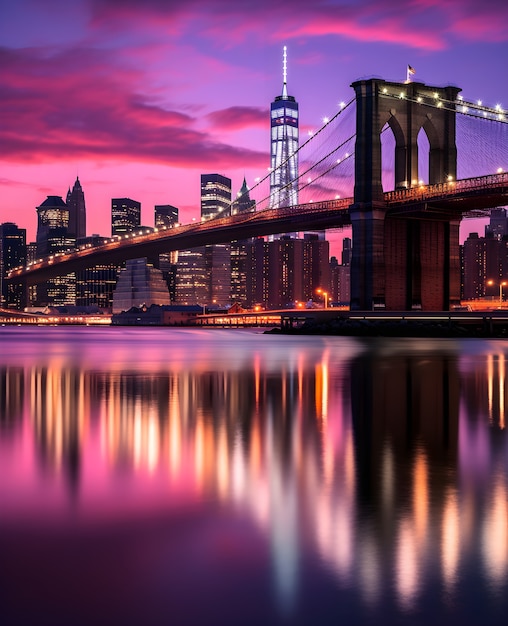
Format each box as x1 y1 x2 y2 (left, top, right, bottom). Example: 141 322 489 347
7 77 508 311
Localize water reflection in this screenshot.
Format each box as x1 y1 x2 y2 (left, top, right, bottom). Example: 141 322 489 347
0 329 507 625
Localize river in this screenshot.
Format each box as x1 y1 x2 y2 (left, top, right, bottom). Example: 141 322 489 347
0 326 506 625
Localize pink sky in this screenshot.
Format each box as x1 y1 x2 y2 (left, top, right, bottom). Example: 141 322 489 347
1 0 507 255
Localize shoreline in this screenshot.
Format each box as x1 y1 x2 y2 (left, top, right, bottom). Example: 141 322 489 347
266 316 508 338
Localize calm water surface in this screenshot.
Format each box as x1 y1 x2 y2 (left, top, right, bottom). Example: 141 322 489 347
0 326 507 625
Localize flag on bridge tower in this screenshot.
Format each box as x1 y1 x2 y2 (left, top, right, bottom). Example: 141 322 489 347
406 64 416 82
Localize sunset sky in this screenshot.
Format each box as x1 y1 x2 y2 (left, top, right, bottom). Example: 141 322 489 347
1 0 507 253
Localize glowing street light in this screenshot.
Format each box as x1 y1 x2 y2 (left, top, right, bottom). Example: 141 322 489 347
487 279 507 306
316 288 329 308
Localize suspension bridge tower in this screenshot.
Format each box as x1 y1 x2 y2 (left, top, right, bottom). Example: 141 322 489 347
349 78 462 311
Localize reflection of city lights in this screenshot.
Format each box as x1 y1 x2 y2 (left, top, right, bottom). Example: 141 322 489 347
396 520 419 609
482 480 508 584
488 353 494 422
500 355 506 430
441 489 460 590
413 448 429 541
5 335 508 621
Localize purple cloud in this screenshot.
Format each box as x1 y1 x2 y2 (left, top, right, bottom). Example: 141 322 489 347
0 45 267 169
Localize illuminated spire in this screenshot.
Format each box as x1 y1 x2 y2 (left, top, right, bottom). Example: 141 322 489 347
282 45 288 99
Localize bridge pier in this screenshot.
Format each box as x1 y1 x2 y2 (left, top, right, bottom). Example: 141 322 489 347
351 207 461 311
350 77 462 311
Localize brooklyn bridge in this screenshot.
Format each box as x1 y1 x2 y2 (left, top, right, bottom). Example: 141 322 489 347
7 77 508 311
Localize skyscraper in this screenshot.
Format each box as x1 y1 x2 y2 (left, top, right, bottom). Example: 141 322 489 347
0 222 26 309
155 205 179 228
111 198 141 236
244 236 329 309
75 234 120 310
232 177 256 216
201 174 232 221
231 178 256 305
35 196 76 305
201 174 232 306
154 205 180 301
66 176 86 240
36 196 71 257
270 46 299 212
486 208 508 240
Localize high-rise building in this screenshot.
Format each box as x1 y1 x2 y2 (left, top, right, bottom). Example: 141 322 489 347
174 248 208 305
36 196 71 257
155 204 179 228
232 178 256 216
341 237 352 266
461 232 506 300
75 235 120 311
35 196 75 306
244 236 329 309
330 255 351 306
231 178 256 305
201 174 232 306
270 46 299 212
112 257 171 314
0 222 26 309
66 176 86 240
155 205 179 299
112 198 141 236
201 174 232 221
486 208 508 240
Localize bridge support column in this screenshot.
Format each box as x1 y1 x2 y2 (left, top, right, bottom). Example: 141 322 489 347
351 209 461 311
385 216 461 311
350 203 387 310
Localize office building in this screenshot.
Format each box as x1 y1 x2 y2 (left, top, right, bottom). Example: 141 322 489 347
232 178 256 216
75 235 120 310
66 176 86 240
155 204 179 229
270 46 299 213
341 237 352 266
461 232 507 300
174 248 208 305
330 256 351 306
245 236 329 309
201 174 231 221
36 196 71 256
112 257 171 314
486 208 508 240
35 196 75 306
201 174 232 306
230 178 256 305
112 198 141 236
0 222 26 309
461 210 508 301
155 205 179 298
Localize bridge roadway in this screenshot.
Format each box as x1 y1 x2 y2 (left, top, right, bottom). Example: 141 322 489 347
7 171 508 285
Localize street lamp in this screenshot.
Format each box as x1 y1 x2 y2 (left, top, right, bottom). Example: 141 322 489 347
487 279 507 306
316 288 329 308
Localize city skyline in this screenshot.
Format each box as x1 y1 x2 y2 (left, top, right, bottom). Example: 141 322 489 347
1 0 508 250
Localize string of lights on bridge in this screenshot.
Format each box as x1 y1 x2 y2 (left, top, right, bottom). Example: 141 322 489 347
249 87 507 211
380 87 507 123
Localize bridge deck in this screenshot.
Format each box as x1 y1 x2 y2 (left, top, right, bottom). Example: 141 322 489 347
6 172 508 284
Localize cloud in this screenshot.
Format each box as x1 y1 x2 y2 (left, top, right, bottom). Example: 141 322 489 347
0 46 267 170
88 0 508 50
206 106 267 132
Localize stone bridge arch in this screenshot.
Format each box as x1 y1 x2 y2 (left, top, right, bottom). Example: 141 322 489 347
349 78 462 311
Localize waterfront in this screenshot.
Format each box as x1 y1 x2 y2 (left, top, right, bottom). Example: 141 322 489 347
0 327 507 625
